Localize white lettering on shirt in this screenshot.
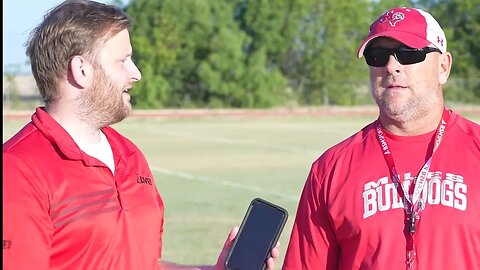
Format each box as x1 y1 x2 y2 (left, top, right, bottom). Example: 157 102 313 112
363 171 467 218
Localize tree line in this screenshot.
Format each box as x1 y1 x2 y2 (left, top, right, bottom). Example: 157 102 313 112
122 0 479 108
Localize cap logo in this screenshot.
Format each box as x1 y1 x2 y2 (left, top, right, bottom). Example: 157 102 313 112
437 36 444 47
381 11 405 27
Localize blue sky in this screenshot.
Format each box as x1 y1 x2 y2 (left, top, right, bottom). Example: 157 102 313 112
3 0 127 74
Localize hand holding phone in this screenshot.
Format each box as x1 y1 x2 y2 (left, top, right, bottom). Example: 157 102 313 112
225 198 288 270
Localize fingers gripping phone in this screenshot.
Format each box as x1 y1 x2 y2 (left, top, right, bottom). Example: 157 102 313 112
225 198 288 270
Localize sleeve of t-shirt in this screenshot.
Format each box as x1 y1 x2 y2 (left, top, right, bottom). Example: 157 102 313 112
3 153 52 270
282 160 339 270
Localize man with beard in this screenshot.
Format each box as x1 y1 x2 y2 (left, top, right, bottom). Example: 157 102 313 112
282 7 480 270
2 1 279 270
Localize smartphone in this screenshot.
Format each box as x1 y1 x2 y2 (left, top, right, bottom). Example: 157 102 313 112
225 198 288 270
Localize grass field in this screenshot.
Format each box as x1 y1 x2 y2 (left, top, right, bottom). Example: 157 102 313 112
3 109 479 266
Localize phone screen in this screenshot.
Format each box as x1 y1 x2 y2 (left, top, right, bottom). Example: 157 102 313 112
225 198 288 270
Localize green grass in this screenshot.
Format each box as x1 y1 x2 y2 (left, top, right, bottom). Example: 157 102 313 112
121 115 378 265
3 111 479 266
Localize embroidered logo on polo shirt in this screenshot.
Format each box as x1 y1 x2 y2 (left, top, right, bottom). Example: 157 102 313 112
3 240 12 249
136 174 153 185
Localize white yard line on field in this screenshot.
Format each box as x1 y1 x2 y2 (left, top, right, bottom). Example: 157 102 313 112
150 166 299 202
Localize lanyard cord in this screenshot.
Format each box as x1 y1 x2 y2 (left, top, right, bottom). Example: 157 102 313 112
374 108 450 270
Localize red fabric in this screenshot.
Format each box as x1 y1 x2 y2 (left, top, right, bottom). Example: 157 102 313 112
357 7 447 58
3 107 164 270
282 111 480 270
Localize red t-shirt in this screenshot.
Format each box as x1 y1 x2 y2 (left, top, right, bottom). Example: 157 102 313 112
3 107 164 270
283 111 480 270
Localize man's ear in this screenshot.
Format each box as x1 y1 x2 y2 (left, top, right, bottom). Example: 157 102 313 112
439 52 452 85
70 55 93 88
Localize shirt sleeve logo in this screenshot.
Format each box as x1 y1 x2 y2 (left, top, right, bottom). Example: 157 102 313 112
136 174 153 185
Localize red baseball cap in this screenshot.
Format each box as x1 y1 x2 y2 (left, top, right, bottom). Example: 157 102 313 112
357 7 447 58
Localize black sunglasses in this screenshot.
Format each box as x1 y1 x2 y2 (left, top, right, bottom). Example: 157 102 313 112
364 46 442 67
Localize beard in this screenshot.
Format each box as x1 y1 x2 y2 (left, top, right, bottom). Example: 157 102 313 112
75 65 131 128
372 87 438 123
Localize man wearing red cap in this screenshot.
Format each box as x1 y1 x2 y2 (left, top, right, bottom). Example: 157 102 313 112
282 7 480 270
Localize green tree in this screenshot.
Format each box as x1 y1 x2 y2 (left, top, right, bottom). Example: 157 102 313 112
286 0 374 105
124 0 479 108
3 64 23 109
127 0 291 108
126 0 172 108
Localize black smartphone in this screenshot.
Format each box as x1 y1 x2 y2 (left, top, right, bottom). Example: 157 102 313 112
225 198 288 270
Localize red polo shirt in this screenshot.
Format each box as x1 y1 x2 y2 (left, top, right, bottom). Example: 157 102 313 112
3 107 164 270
